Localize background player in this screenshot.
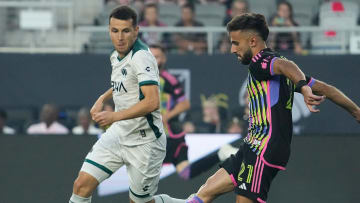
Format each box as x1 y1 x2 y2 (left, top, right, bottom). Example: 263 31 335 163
154 13 360 203
149 44 237 181
69 6 167 203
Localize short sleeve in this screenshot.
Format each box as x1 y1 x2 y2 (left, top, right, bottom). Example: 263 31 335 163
249 53 279 81
132 50 159 86
162 71 186 103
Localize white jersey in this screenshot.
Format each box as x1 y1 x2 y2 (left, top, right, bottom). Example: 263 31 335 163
106 39 164 146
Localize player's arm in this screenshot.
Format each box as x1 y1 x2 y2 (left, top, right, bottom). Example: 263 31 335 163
311 80 360 122
163 99 190 123
90 88 113 120
94 85 159 126
272 59 325 112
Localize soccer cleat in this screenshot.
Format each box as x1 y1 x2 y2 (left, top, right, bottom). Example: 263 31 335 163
217 144 239 161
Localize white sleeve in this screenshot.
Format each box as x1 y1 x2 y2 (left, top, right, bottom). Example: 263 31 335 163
132 50 159 86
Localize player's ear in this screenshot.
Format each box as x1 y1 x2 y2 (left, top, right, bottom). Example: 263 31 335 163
134 26 139 36
248 35 257 48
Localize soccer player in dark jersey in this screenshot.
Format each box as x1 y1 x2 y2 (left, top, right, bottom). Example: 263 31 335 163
150 44 238 181
153 13 360 203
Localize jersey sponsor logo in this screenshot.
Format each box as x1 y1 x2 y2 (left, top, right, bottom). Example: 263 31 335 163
111 81 128 93
142 185 149 192
145 66 151 72
239 183 247 190
121 68 127 76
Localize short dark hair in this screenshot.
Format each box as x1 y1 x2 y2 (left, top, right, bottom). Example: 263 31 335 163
149 43 166 54
144 3 158 13
277 1 294 22
227 13 269 41
109 5 138 27
182 3 195 13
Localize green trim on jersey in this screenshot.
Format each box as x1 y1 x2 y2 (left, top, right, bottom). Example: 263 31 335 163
117 55 125 62
129 188 150 198
139 80 159 86
146 113 162 138
84 159 113 175
139 88 162 138
131 39 149 58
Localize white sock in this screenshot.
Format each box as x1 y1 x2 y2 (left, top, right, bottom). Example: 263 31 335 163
153 194 186 203
69 193 92 203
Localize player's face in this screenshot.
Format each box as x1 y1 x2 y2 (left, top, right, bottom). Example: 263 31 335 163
229 30 253 65
109 18 139 57
150 47 166 70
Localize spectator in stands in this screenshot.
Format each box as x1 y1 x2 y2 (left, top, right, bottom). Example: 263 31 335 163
223 0 249 26
174 3 207 54
183 120 196 133
158 0 190 6
72 107 103 135
268 1 303 54
195 96 226 133
139 3 168 45
96 0 131 25
27 104 69 134
226 116 245 134
217 0 249 54
198 0 229 4
0 109 15 135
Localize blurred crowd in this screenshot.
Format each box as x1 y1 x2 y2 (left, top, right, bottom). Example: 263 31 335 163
0 96 248 136
88 0 360 55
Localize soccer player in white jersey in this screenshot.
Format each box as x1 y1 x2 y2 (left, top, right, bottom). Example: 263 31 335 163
69 6 167 203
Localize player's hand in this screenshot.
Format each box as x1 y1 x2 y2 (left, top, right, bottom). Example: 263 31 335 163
90 99 104 120
162 113 169 125
93 111 115 127
301 85 326 113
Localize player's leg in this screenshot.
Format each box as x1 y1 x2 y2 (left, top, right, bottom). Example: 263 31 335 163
236 195 254 203
153 167 235 203
126 135 167 203
153 147 244 203
70 136 124 203
169 136 238 180
185 144 245 203
231 145 281 203
194 167 236 202
71 171 99 200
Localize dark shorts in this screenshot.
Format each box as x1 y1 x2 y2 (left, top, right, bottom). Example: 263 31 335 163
220 144 279 203
163 136 188 166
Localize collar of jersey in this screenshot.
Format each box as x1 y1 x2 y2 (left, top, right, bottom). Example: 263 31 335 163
116 38 144 62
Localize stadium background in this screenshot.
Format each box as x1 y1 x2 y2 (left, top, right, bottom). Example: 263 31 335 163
1 0 360 202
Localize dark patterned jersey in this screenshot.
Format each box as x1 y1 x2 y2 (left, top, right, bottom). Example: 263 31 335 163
244 48 315 169
159 70 186 138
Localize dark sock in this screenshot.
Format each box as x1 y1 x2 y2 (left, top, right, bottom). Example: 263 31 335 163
189 151 220 179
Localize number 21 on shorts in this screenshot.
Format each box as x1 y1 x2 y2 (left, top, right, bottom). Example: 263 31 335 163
237 162 254 183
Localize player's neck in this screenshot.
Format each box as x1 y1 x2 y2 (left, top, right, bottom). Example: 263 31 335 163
252 43 267 58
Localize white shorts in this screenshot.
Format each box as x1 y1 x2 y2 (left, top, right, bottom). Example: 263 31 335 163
80 134 166 203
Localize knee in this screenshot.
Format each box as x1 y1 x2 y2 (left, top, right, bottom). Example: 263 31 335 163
73 176 94 197
197 175 217 202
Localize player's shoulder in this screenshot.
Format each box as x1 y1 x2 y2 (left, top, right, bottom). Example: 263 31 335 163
131 39 152 60
253 48 279 63
250 48 280 68
160 70 179 86
109 49 118 63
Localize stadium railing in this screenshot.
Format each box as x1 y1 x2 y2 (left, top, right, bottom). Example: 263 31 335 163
1 0 360 54
76 26 360 55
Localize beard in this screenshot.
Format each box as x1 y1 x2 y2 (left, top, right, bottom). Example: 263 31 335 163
240 48 253 65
